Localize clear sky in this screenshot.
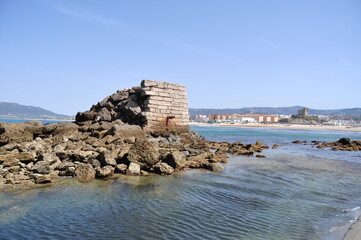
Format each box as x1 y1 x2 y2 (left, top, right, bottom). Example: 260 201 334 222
0 0 360 115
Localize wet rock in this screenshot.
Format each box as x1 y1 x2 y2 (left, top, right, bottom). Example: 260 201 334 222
272 144 280 149
255 140 262 146
338 138 351 145
207 163 224 172
75 163 96 182
96 166 114 179
127 138 159 169
31 172 58 184
292 140 306 144
153 162 174 175
256 154 266 158
140 170 149 176
331 147 340 151
163 151 186 170
126 162 141 175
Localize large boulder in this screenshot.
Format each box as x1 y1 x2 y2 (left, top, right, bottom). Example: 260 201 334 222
76 111 96 122
338 138 351 145
127 138 159 169
75 163 96 182
163 151 186 170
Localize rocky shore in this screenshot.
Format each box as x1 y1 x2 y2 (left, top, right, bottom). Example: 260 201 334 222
0 119 273 189
292 138 361 151
0 80 271 189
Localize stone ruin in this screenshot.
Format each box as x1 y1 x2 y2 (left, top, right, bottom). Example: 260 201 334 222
76 80 190 130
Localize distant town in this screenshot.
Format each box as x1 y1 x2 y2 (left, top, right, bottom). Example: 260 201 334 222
191 108 361 127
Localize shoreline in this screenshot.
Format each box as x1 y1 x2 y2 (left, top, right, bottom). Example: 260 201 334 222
189 122 361 132
343 216 361 240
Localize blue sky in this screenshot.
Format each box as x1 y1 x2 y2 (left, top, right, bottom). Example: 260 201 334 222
0 0 360 115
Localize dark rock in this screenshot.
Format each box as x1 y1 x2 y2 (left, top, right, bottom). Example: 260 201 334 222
256 154 266 158
110 91 129 103
76 111 95 122
338 138 351 145
88 158 101 168
292 140 306 144
97 108 112 122
97 152 117 166
207 163 224 172
163 151 186 169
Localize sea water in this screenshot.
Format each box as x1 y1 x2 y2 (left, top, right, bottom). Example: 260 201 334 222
0 125 361 240
0 118 70 124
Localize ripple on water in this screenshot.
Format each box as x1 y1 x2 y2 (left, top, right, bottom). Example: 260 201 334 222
1 127 361 239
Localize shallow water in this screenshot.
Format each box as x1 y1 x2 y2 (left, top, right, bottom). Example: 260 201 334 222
1 126 361 240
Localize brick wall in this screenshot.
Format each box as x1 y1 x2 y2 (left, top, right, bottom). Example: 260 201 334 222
141 80 189 129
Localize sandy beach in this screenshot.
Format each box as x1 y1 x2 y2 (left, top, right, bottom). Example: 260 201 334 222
189 122 361 132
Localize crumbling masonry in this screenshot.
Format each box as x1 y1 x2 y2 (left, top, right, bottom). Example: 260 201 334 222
75 80 190 129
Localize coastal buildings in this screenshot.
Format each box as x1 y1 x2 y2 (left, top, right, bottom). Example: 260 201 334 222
207 114 279 123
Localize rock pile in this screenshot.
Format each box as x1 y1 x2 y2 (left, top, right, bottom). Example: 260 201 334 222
316 138 361 151
292 138 361 151
75 86 148 126
0 81 272 189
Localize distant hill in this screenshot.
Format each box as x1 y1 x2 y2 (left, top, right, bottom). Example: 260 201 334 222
189 106 361 116
0 102 71 119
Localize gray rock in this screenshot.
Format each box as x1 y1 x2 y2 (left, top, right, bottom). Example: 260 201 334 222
163 151 186 170
88 158 102 168
38 153 60 164
153 162 174 175
32 161 51 174
75 163 96 182
110 91 129 103
96 166 115 179
125 100 141 115
97 152 117 166
97 108 112 122
126 162 140 175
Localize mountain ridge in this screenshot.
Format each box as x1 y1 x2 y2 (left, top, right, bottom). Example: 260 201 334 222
0 102 71 119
